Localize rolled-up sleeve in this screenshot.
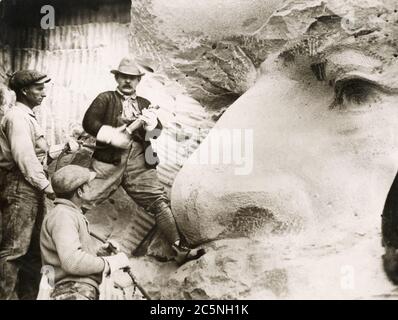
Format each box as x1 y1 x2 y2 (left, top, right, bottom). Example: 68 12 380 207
5 114 49 190
48 213 105 276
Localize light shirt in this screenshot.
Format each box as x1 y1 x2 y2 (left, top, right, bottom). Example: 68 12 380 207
0 102 49 190
116 89 141 121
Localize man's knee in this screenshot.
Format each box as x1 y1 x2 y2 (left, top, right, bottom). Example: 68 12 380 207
147 199 170 215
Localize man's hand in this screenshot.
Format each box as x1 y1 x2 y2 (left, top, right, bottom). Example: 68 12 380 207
97 124 132 149
103 252 130 275
67 138 80 153
140 108 158 131
106 239 121 253
97 239 121 256
111 125 132 149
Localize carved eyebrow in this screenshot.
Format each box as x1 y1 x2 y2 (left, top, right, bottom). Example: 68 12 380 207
332 71 398 94
279 42 398 93
322 47 398 85
328 70 398 109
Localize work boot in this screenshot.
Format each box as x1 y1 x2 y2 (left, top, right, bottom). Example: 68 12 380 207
151 201 206 264
171 243 206 266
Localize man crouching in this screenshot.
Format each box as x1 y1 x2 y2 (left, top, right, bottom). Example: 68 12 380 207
40 165 130 300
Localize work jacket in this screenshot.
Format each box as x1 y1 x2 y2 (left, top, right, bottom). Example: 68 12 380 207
82 91 162 168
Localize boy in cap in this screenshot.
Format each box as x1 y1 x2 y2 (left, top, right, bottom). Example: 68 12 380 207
40 165 130 300
0 70 54 299
81 57 204 265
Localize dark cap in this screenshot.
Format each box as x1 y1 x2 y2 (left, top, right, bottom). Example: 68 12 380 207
51 165 96 195
8 70 51 91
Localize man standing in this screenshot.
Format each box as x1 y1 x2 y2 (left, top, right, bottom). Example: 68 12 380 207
0 70 55 299
82 57 204 265
40 165 130 300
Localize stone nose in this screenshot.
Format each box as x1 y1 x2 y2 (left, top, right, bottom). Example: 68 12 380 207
171 74 320 245
172 163 314 245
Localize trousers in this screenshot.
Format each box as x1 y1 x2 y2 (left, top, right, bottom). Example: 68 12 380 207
80 140 180 245
51 281 98 300
0 170 45 300
81 140 168 213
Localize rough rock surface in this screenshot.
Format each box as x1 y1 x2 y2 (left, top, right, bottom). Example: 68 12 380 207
126 234 396 300
129 0 282 111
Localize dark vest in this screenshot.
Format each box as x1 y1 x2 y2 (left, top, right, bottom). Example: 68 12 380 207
82 91 162 168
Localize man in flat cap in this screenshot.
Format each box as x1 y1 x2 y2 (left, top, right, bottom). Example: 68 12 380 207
0 70 55 299
40 165 130 300
82 57 204 265
0 70 57 299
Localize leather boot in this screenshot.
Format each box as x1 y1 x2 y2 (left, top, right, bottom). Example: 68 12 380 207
151 201 205 265
171 244 206 266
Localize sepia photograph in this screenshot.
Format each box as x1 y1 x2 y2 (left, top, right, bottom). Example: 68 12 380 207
0 0 397 305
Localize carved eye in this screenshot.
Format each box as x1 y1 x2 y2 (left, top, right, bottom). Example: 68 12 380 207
330 78 380 110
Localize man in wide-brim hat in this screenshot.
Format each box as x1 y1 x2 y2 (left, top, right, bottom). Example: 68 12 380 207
110 57 146 77
81 57 205 265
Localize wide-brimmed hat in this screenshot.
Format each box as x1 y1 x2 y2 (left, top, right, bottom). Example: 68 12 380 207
111 57 145 76
52 165 96 195
8 70 51 91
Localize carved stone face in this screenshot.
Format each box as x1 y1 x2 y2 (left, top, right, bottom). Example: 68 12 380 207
174 48 398 236
168 1 398 298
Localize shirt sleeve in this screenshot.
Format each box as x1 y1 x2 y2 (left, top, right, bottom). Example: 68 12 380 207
48 212 105 276
5 113 50 190
83 93 108 137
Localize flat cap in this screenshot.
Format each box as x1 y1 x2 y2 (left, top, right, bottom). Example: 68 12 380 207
9 69 51 91
51 165 96 195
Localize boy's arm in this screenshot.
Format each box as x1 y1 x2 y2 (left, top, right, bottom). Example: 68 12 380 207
48 213 105 276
